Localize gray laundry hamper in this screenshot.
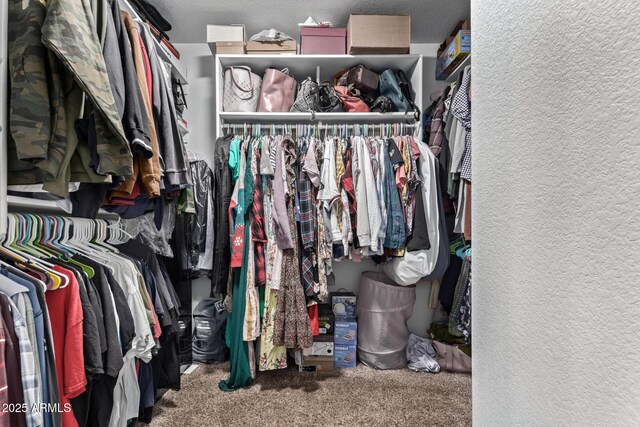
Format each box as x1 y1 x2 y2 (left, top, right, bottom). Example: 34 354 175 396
357 271 416 369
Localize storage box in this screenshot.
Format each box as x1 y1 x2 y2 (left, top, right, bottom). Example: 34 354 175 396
334 320 357 345
299 355 334 373
246 40 297 55
318 304 334 335
347 15 410 54
207 24 245 56
211 41 245 55
207 24 245 42
303 335 334 357
300 27 346 55
334 344 357 368
331 292 357 319
436 20 470 58
435 30 470 80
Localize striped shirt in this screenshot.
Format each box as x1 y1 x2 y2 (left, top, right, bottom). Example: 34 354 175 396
2 295 40 427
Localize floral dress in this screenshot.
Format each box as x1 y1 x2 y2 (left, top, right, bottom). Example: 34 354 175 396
272 136 313 349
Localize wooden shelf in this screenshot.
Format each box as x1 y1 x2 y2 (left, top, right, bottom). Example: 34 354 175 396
219 112 417 124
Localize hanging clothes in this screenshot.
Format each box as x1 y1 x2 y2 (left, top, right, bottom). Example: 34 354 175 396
272 137 313 350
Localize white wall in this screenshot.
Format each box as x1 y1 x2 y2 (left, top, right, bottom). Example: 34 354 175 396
472 0 640 425
175 43 446 336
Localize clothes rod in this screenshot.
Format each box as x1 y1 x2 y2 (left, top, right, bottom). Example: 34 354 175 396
221 123 418 135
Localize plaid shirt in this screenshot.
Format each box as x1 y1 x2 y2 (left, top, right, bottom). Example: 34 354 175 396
451 67 472 181
4 295 41 427
298 138 319 299
251 140 267 285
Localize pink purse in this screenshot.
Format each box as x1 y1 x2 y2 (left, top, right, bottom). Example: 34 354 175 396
334 85 370 112
258 68 297 112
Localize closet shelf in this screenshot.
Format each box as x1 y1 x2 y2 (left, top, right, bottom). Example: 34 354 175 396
444 55 471 83
7 196 119 219
219 112 417 124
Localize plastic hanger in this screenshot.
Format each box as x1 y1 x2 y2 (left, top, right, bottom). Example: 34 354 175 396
2 214 66 289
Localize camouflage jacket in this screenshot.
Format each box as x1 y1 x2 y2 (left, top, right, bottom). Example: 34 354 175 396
8 0 133 194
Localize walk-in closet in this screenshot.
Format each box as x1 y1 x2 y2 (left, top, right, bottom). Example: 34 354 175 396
2 0 639 425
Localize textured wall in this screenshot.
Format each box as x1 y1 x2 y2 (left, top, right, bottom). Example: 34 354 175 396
472 0 640 424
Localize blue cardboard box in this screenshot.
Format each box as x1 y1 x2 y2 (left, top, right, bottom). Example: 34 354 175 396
435 30 471 80
334 344 357 368
334 320 357 345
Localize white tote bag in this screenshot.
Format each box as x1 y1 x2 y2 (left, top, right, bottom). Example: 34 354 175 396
223 66 262 112
380 142 445 285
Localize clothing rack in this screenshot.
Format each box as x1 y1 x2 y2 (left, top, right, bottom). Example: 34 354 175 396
221 122 419 138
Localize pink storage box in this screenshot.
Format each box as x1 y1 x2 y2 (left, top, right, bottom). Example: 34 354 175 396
300 27 347 55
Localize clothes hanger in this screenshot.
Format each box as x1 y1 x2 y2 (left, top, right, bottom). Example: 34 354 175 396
3 214 66 289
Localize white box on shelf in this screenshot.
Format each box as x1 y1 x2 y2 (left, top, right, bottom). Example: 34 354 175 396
207 24 245 43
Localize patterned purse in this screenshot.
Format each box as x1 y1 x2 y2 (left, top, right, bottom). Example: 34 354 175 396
223 66 262 112
290 78 321 112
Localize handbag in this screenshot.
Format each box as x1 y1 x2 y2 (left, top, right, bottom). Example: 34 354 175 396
290 78 321 112
395 69 421 121
334 85 370 113
379 69 411 114
258 68 297 112
346 65 379 94
370 96 393 113
223 66 262 112
318 81 345 112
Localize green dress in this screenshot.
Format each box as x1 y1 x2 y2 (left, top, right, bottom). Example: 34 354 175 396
219 142 253 392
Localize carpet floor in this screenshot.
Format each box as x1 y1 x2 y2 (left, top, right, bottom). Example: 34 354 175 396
149 362 472 426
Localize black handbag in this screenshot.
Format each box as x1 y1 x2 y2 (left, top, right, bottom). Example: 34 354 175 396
370 96 393 113
318 81 345 112
396 70 421 121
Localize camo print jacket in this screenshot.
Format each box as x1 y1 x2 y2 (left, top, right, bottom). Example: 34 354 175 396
8 0 133 194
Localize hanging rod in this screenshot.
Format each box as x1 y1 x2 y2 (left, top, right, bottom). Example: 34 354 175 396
221 122 418 137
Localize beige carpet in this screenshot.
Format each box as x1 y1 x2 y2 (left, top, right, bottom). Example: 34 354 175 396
149 362 471 426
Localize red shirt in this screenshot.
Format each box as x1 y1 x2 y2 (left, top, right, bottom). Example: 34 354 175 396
46 265 86 427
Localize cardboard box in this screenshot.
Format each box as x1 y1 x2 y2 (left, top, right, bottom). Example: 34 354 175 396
299 355 334 372
331 292 356 319
334 344 357 368
437 21 470 58
246 40 297 55
303 335 334 357
207 24 245 43
334 320 357 345
211 41 245 55
207 24 245 56
300 27 346 55
347 15 410 54
435 29 470 80
318 304 334 335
